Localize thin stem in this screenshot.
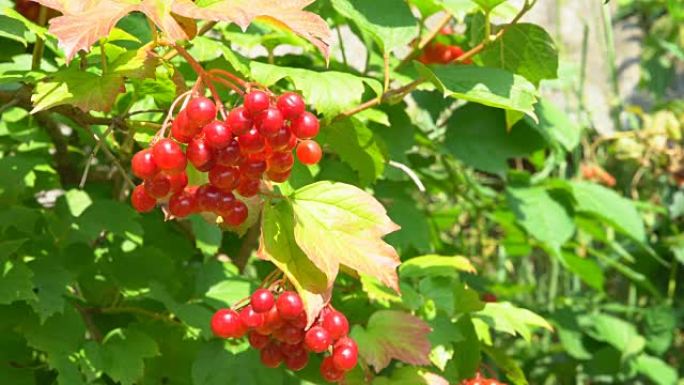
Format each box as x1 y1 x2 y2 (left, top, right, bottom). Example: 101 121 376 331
80 122 116 188
483 10 492 43
147 17 158 44
99 39 108 74
396 12 452 69
207 68 248 87
211 75 245 96
388 160 426 192
336 25 349 68
30 6 48 71
83 125 136 189
173 44 226 119
383 52 391 91
157 90 193 140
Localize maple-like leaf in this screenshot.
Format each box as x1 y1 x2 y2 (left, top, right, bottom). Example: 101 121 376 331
350 310 432 372
32 0 331 63
290 181 401 291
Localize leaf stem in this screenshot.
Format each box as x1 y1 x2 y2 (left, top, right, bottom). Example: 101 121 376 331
383 52 391 91
99 39 108 74
30 6 48 71
172 44 227 119
336 25 349 68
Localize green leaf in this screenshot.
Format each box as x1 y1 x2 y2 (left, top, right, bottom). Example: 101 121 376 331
420 277 455 315
507 186 575 248
526 99 581 151
481 345 528 385
450 315 481 380
77 200 143 242
190 215 222 257
579 313 644 358
475 302 553 342
454 281 486 314
258 200 331 325
0 260 36 305
351 310 431 372
480 23 558 86
643 305 675 355
63 189 93 217
85 328 160 385
0 238 28 261
360 274 403 307
320 118 386 186
330 0 416 53
373 367 449 385
290 181 401 290
192 341 283 385
557 251 604 291
384 196 431 252
249 62 382 117
400 255 476 279
28 258 73 322
416 63 538 118
0 14 28 46
634 354 677 385
443 104 547 174
570 181 646 242
472 0 507 12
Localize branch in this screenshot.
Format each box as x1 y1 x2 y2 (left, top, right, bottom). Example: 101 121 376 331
233 223 260 273
396 12 453 70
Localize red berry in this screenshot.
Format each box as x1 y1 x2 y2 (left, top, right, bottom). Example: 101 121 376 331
267 126 295 152
255 107 284 137
209 165 240 190
322 311 349 340
131 149 159 179
241 158 267 179
291 112 319 139
266 169 291 183
239 305 264 329
171 109 199 143
203 121 232 149
216 140 242 166
304 326 332 353
168 171 188 193
280 324 304 345
131 184 157 213
210 309 246 338
289 312 307 329
236 177 260 197
187 137 214 171
186 96 217 127
296 140 322 165
284 349 309 371
196 184 221 212
238 128 266 154
332 344 358 371
215 190 236 213
276 291 303 320
320 356 345 382
276 92 305 120
334 336 357 351
144 173 171 198
264 306 285 331
227 106 253 136
248 331 270 350
267 151 294 173
152 139 186 173
260 341 283 368
169 190 196 218
251 289 275 313
244 90 270 115
224 200 248 226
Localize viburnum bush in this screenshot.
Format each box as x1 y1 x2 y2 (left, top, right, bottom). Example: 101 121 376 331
1 0 683 385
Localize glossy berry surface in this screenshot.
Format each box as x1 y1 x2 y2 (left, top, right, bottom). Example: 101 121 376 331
255 107 284 137
131 149 159 179
296 140 322 165
276 291 304 320
304 326 331 353
215 140 241 166
284 349 309 371
251 289 275 313
236 177 260 197
168 171 188 193
238 128 266 154
196 184 221 212
211 309 245 338
267 126 295 151
291 112 320 139
152 139 186 173
186 96 216 127
244 90 270 115
248 331 270 350
320 356 345 382
131 185 157 213
169 191 196 218
277 92 305 120
239 305 264 328
187 137 214 170
267 151 294 173
209 165 240 190
260 341 283 368
227 106 252 135
224 200 248 226
143 173 171 198
332 344 358 371
322 311 349 340
203 121 232 149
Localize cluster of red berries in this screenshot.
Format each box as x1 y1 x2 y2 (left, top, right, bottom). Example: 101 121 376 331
211 289 358 382
129 90 323 223
460 373 507 385
418 42 471 65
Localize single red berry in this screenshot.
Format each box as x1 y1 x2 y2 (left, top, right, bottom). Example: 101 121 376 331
216 140 242 167
284 349 309 371
332 344 358 371
449 45 464 60
240 158 267 179
236 177 260 197
279 342 303 356
248 331 270 350
224 200 248 226
131 184 157 213
291 112 319 139
239 305 264 329
289 311 307 329
203 121 232 149
169 190 196 218
266 169 291 183
267 151 294 173
334 336 357 351
267 126 295 152
280 324 304 345
276 291 304 320
276 92 305 120
251 289 275 313
152 139 186 173
304 326 332 353
296 140 322 165
196 184 221 212
244 90 270 115
187 137 215 171
215 190 236 213
482 293 498 303
210 309 246 338
238 128 266 154
144 173 171 198
168 171 188 193
320 356 345 382
227 106 253 136
322 311 349 340
260 341 283 368
255 107 284 137
264 306 285 331
186 96 217 127
131 149 159 179
171 109 198 143
209 165 240 190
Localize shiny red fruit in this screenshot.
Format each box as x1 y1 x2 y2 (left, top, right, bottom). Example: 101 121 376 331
260 341 283 368
144 173 171 198
203 121 232 149
224 200 248 226
186 96 217 127
152 139 186 173
131 149 158 179
244 90 270 115
239 305 264 328
266 169 291 183
267 126 295 151
320 356 345 382
209 165 240 190
236 177 260 197
251 289 275 313
131 184 157 213
296 140 322 165
304 326 332 353
322 311 349 340
248 331 270 350
241 158 267 179
187 137 214 171
276 92 306 120
255 107 284 137
280 324 304 345
276 291 303 320
215 140 242 166
196 184 221 212
168 171 188 193
264 306 285 331
291 112 319 139
267 151 294 173
284 349 309 371
289 312 307 329
215 190 237 213
210 309 246 338
227 106 252 136
238 128 266 154
171 109 199 143
169 190 196 218
332 344 358 371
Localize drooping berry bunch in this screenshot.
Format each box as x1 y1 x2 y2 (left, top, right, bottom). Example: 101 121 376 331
460 372 507 385
210 288 358 382
418 27 472 65
130 90 323 224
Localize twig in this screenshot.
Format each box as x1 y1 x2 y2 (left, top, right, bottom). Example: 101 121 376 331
233 223 261 273
336 25 349 68
157 90 193 140
396 12 452 69
207 68 248 88
97 306 181 325
388 160 426 192
83 125 135 189
31 6 48 71
80 122 117 188
383 52 391 91
173 44 227 119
